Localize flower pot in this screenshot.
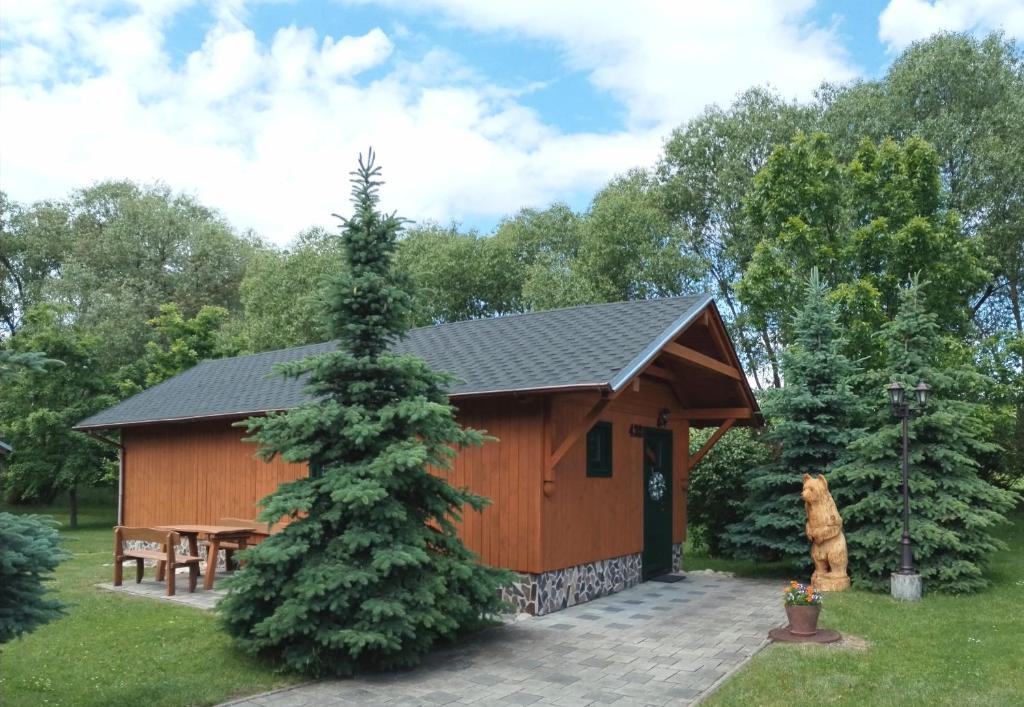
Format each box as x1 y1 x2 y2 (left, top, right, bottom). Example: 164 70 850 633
785 604 821 636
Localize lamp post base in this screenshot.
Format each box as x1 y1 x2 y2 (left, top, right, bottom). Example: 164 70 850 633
891 572 922 601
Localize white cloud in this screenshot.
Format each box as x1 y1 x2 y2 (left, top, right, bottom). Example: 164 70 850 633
0 1 860 243
879 0 1024 51
353 0 859 130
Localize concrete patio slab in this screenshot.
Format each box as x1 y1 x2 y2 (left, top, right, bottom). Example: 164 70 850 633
222 572 784 707
97 572 226 611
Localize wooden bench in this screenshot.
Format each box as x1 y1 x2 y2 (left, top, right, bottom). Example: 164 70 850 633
113 527 201 596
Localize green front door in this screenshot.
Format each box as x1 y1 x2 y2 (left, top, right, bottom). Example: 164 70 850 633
642 428 673 579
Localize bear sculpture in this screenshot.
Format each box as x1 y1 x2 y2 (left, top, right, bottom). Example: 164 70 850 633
801 473 850 592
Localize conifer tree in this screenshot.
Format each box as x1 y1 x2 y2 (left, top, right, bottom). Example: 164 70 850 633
832 279 1018 592
219 152 510 676
724 269 864 562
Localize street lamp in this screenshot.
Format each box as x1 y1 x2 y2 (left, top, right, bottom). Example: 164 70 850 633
888 380 931 600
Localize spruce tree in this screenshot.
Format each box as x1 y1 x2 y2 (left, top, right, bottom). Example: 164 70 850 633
723 269 864 562
219 152 510 676
833 279 1018 592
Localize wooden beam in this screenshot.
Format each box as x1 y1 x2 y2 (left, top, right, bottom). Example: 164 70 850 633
544 395 611 495
662 342 742 381
641 364 677 382
689 418 736 469
542 396 554 496
679 407 752 420
641 362 690 406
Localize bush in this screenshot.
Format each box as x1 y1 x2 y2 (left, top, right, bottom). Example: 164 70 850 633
688 427 772 557
0 512 65 643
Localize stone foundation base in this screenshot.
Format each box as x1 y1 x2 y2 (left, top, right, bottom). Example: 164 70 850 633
672 543 683 572
122 539 230 570
891 572 922 601
502 552 643 615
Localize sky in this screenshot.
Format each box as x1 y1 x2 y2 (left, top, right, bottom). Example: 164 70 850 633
1 0 1022 244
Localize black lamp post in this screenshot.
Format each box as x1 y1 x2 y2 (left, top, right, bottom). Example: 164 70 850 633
887 380 931 574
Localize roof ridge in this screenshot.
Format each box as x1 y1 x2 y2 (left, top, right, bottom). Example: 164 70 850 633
193 294 710 367
405 293 705 332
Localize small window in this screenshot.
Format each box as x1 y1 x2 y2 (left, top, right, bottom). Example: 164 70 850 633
586 421 613 477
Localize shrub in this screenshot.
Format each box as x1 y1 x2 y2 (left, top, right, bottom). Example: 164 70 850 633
0 512 65 643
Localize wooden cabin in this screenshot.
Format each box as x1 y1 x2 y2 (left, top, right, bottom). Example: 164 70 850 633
75 296 760 614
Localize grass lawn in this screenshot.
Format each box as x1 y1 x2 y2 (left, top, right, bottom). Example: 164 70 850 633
0 488 302 707
4 489 1022 706
692 506 1024 707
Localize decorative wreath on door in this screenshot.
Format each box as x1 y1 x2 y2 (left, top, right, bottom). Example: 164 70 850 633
647 471 667 500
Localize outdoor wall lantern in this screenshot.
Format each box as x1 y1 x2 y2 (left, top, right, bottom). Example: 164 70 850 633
887 380 931 601
657 408 670 428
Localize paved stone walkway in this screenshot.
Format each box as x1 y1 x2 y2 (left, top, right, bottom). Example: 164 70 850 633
225 573 783 707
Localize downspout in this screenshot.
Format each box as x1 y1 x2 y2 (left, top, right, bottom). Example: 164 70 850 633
82 430 125 525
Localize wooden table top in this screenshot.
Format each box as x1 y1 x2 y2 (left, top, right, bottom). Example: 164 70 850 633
155 524 256 537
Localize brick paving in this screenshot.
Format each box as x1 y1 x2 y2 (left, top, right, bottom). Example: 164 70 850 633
223 572 783 707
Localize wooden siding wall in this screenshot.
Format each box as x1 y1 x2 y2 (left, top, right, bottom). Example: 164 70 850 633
540 382 689 573
121 386 694 576
122 422 308 526
447 398 544 574
121 401 546 575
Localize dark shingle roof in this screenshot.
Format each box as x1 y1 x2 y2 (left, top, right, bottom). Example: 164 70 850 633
75 295 711 430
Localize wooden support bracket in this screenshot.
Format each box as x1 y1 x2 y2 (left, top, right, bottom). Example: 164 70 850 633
679 407 752 420
688 418 736 469
543 395 611 496
662 342 742 381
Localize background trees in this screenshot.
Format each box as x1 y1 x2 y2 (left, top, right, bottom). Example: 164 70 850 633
0 306 116 526
0 31 1019 581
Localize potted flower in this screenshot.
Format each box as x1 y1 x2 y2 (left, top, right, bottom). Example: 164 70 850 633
783 581 822 636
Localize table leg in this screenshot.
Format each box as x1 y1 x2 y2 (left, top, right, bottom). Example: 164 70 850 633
204 539 220 590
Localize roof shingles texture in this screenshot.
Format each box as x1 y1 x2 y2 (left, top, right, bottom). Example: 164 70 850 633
76 295 708 429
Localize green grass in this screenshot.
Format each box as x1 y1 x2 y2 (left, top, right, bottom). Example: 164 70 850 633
0 489 301 707
4 490 1022 706
701 507 1024 707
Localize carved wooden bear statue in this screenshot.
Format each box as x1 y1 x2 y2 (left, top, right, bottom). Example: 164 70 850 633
801 473 851 592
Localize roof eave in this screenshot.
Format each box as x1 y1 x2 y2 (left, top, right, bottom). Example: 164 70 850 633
71 383 614 431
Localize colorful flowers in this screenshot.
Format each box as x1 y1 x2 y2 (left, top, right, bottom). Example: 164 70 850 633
783 581 823 606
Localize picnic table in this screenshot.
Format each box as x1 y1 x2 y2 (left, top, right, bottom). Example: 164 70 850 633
155 524 256 590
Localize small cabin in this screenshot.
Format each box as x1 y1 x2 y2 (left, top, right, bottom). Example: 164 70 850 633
75 296 760 614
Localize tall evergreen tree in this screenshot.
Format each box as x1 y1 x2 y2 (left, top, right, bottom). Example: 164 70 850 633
218 152 510 676
833 279 1018 592
724 269 864 562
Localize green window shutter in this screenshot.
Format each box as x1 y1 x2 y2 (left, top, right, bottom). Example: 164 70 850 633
586 421 613 477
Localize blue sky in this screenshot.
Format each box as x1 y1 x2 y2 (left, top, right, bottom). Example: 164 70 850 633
1 0 1019 243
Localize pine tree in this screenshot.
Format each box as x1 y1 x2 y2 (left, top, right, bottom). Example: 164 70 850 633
724 269 865 562
218 152 511 676
832 278 1019 592
0 512 65 644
